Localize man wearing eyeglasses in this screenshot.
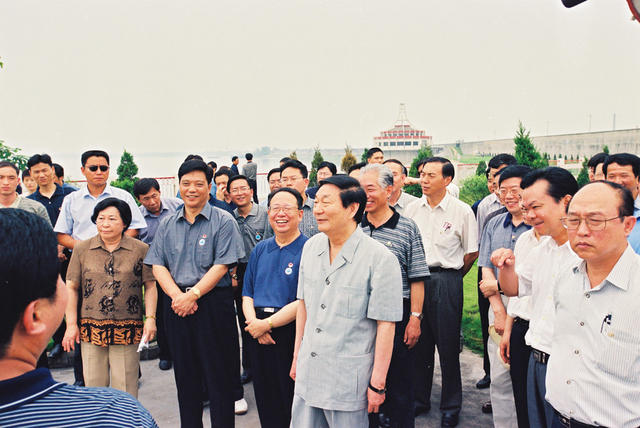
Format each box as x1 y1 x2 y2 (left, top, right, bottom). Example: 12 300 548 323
490 167 579 428
477 165 531 428
228 174 273 412
280 160 319 237
545 181 640 428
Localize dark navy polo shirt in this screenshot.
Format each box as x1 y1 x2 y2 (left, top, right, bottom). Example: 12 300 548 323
242 233 308 308
27 184 75 225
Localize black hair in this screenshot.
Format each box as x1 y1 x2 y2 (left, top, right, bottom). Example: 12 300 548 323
179 159 213 184
207 161 217 170
232 156 238 162
22 169 31 179
214 169 233 183
91 197 132 231
603 153 640 178
227 174 250 190
267 187 304 209
424 157 455 180
279 157 292 165
0 161 19 175
281 160 309 179
498 165 532 186
587 152 608 169
267 167 281 181
318 175 367 223
366 147 384 159
348 162 366 175
184 154 204 163
0 209 59 357
383 159 408 176
521 167 578 202
53 163 64 179
245 153 253 161
488 154 518 170
580 181 634 217
27 154 53 170
317 161 337 176
81 150 109 166
133 178 160 199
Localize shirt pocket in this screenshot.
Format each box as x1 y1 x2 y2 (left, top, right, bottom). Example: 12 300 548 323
335 286 368 319
595 334 640 379
196 241 213 269
434 227 460 250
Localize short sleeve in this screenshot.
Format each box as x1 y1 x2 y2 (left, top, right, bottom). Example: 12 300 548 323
34 203 52 227
138 244 155 282
242 246 259 298
407 220 429 280
478 218 494 268
213 215 245 266
515 246 536 297
461 205 479 254
54 196 74 234
297 243 310 300
143 220 168 267
66 242 84 284
367 246 403 322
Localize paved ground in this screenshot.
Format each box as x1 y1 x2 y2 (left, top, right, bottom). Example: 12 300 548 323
51 348 492 427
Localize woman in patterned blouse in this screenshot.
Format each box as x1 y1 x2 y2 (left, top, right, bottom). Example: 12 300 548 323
62 197 157 398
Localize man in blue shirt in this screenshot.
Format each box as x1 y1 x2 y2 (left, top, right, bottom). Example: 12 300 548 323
242 187 308 428
603 153 640 254
145 160 244 428
133 178 183 372
0 209 157 427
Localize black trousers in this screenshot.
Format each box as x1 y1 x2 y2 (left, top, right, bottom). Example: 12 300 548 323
165 286 238 428
477 269 491 378
382 299 415 428
413 270 463 414
234 263 251 373
510 317 531 428
156 287 171 361
249 309 295 428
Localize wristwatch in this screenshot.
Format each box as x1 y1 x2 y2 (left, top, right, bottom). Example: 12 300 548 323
231 273 238 280
368 382 387 395
190 288 201 299
410 312 424 320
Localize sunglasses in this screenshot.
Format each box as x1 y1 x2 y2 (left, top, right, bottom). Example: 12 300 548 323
87 165 109 172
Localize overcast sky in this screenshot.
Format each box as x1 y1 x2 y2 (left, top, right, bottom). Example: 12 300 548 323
1 0 639 159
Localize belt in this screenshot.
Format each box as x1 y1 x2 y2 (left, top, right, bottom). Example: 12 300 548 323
532 348 550 364
428 266 459 273
553 409 599 428
255 307 280 314
514 317 530 325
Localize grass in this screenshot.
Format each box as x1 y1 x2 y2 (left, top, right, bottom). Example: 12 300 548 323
462 262 483 355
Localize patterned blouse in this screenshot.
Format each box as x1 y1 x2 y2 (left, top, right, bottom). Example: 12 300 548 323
67 235 154 346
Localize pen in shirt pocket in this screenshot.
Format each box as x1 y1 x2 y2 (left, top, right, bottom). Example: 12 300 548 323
600 313 612 336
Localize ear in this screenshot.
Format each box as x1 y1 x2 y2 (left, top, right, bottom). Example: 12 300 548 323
623 216 636 237
562 194 573 210
303 178 309 188
385 185 393 199
443 175 453 187
21 300 48 337
347 202 359 220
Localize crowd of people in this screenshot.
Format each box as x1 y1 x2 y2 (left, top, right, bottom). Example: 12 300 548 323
0 146 639 428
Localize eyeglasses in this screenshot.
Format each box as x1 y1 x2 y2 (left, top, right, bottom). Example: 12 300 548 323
280 176 303 185
498 188 522 198
230 186 250 194
561 215 622 231
87 165 109 172
269 205 298 214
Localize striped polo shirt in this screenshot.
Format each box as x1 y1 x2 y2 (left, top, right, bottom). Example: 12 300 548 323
361 209 430 299
0 368 157 427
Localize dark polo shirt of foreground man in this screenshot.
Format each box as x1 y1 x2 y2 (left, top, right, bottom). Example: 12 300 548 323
290 175 403 428
144 160 244 428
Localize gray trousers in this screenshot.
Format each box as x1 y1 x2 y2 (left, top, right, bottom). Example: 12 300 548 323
413 269 463 414
526 353 554 428
290 394 368 428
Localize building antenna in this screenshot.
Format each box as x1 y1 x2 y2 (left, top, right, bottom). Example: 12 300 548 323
395 103 412 128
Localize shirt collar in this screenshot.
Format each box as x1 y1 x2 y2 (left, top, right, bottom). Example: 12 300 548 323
267 233 305 253
140 200 170 217
420 191 451 211
33 184 64 199
573 244 637 291
501 212 527 229
303 197 314 209
177 202 212 221
361 207 400 230
80 184 113 199
89 234 134 251
0 368 63 411
634 195 640 217
234 202 259 218
315 226 363 265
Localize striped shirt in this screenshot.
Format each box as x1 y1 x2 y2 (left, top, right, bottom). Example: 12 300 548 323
546 245 640 427
300 197 319 237
0 368 157 427
361 209 429 299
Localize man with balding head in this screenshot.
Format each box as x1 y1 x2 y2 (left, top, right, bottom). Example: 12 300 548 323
546 181 640 427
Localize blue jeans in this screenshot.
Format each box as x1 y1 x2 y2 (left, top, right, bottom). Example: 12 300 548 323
527 353 554 428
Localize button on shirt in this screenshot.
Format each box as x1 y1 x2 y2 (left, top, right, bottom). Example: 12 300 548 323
392 191 418 216
54 185 146 240
361 209 429 299
27 184 75 225
516 237 580 354
404 192 478 269
506 229 542 321
144 203 245 287
233 203 273 263
242 234 308 308
627 196 640 254
300 197 319 237
138 197 183 244
295 228 403 411
546 245 640 428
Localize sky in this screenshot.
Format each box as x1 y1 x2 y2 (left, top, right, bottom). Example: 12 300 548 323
1 0 639 171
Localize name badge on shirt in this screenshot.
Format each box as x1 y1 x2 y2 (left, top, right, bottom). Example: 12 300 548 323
285 262 293 275
199 234 207 246
442 221 452 232
256 233 262 241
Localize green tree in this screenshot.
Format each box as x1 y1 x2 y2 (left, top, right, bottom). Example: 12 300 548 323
111 150 139 197
475 160 487 176
0 140 28 170
459 175 490 206
405 145 433 197
513 122 548 169
289 151 298 160
361 148 369 163
341 146 357 173
577 156 589 188
602 145 610 154
308 146 325 186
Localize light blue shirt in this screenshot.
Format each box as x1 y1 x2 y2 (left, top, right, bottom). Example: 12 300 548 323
54 185 146 240
627 196 640 254
138 197 183 244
